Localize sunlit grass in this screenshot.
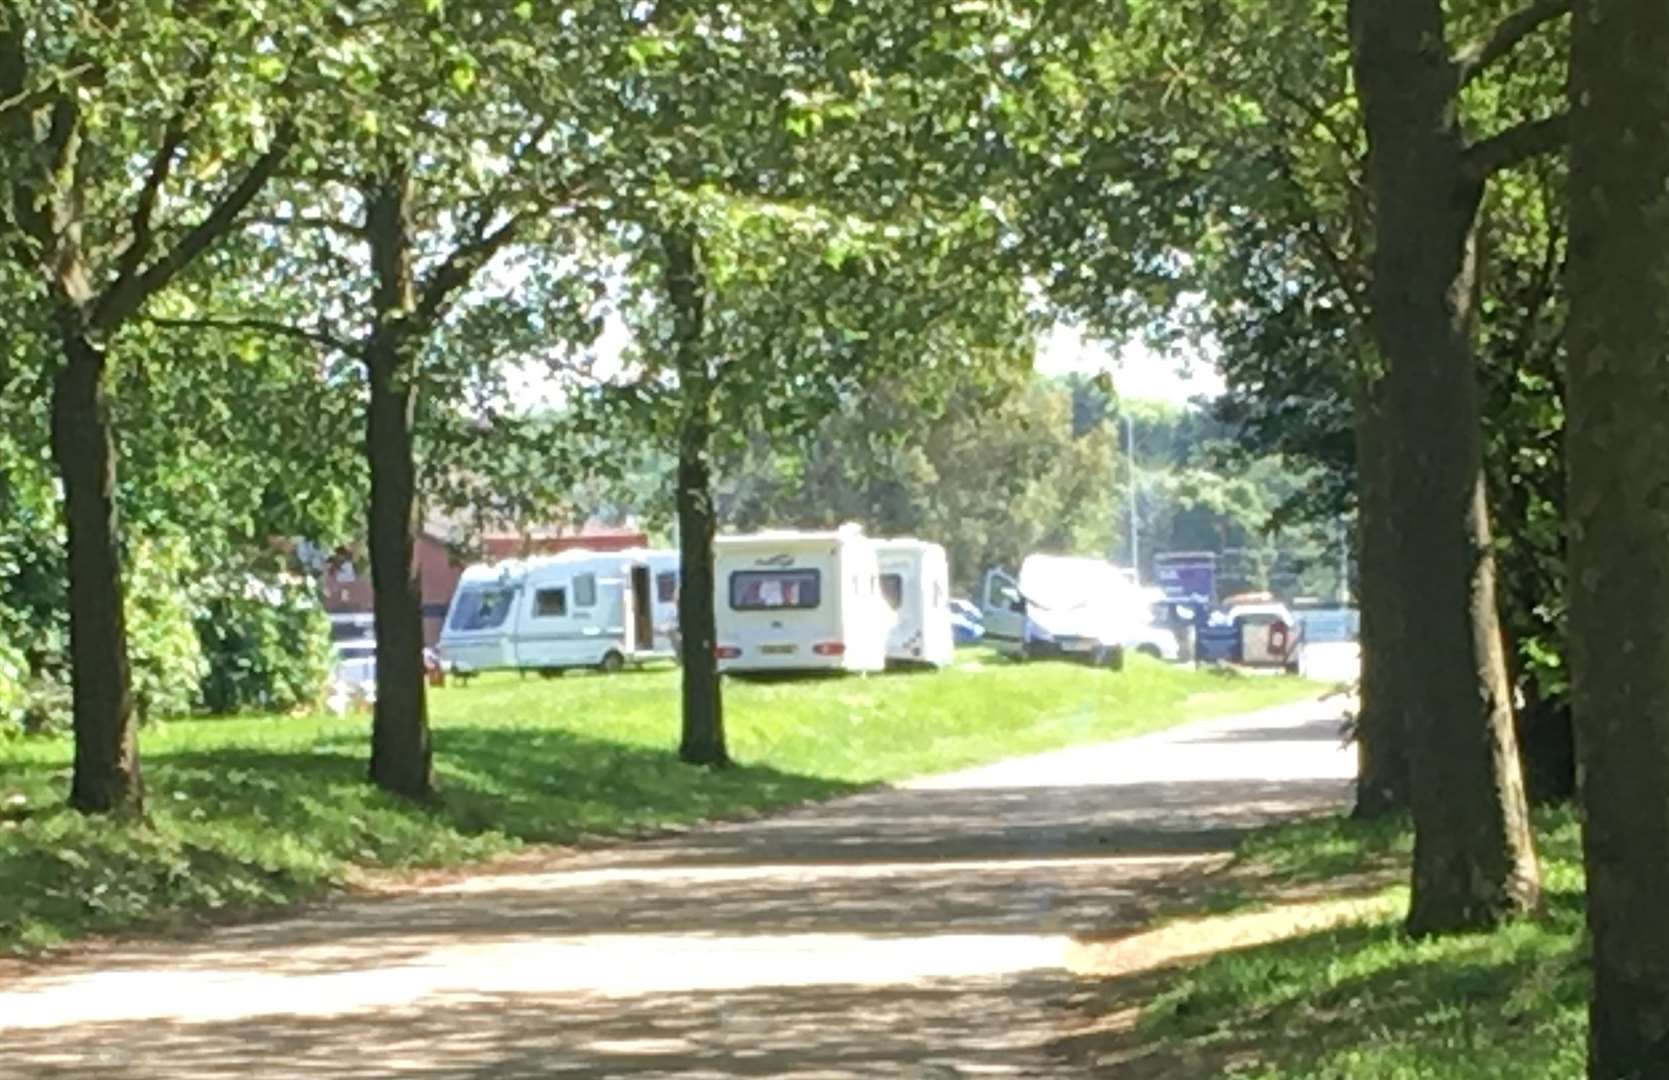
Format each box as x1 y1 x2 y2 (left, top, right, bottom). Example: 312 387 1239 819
1138 809 1589 1079
0 653 1319 954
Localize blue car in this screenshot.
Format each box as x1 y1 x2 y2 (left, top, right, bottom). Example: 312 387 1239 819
948 598 985 646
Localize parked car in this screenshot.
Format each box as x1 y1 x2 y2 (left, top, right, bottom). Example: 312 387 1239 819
326 637 378 712
328 620 444 696
1126 622 1181 662
948 597 985 646
980 555 1144 669
329 612 374 640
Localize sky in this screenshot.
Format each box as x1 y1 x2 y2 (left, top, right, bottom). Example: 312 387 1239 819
503 317 1225 411
1034 323 1225 406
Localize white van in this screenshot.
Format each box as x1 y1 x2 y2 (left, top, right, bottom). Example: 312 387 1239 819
981 554 1148 668
437 549 677 676
875 539 954 668
713 527 891 674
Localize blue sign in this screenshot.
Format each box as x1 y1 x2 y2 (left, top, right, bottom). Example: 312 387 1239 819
1155 553 1217 604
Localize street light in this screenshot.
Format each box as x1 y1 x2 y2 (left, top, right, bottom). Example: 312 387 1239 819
1125 412 1138 579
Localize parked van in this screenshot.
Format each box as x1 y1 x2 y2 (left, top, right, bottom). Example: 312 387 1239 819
713 526 891 674
980 554 1148 668
875 538 955 668
437 549 677 676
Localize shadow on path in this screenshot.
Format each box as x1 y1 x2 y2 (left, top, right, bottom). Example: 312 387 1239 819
0 701 1355 1078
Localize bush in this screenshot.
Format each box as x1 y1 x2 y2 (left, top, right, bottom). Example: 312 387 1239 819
196 571 333 715
126 536 207 723
0 637 25 737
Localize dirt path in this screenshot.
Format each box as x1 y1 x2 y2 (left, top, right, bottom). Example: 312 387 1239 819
0 697 1355 1078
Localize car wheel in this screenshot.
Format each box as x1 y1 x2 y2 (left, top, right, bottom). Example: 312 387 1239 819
598 650 625 675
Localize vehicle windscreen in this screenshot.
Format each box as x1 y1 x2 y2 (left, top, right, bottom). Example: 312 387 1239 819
330 621 372 643
448 586 517 631
880 573 904 611
730 569 821 611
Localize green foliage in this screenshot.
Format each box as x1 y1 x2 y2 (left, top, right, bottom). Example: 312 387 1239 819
195 572 334 716
0 637 25 737
0 658 1320 953
714 373 1116 591
125 537 207 725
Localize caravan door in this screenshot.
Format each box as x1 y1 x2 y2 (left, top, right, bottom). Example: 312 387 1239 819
981 569 1027 658
628 565 655 654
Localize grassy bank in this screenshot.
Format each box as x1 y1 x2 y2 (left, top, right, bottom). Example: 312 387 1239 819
0 654 1319 955
1135 810 1588 1078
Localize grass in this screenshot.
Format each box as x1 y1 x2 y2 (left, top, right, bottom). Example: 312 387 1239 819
1133 808 1589 1079
0 652 1321 956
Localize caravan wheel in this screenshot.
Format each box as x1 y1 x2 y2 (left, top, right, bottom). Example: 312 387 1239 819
598 650 625 675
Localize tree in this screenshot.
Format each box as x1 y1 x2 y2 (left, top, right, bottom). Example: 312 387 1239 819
995 0 1421 820
608 194 1026 766
0 6 310 812
583 0 1037 766
1564 0 1669 1071
1347 0 1572 934
168 2 611 797
714 371 1114 594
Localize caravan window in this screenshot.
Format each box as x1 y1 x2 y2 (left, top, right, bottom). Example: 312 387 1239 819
730 569 821 611
533 588 567 618
656 571 678 603
880 573 904 611
573 573 598 608
449 587 517 631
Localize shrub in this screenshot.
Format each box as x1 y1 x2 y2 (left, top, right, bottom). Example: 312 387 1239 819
0 637 25 737
196 571 333 715
126 536 207 723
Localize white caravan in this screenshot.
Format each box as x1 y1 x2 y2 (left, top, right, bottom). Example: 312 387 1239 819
615 547 681 656
713 526 891 674
437 549 677 676
875 539 955 668
981 554 1149 667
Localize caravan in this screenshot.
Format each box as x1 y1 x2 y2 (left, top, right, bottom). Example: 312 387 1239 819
875 539 955 668
437 549 678 676
616 547 681 657
713 527 891 674
981 554 1149 668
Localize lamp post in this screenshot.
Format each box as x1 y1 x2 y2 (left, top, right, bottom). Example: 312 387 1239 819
1125 412 1139 580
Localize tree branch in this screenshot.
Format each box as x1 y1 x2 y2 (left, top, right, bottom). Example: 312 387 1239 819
91 123 297 332
107 73 210 301
147 314 357 355
1463 112 1569 181
1455 0 1571 88
411 211 530 330
0 62 95 121
251 213 367 239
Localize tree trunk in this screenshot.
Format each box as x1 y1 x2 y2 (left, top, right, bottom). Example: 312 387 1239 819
1349 0 1538 936
1350 371 1410 818
52 331 143 815
664 227 727 767
363 171 434 800
1565 0 1669 1071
